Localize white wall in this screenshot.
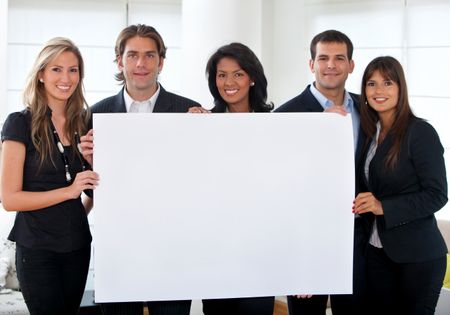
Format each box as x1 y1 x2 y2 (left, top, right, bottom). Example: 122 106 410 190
404 0 450 220
181 0 265 107
6 0 126 114
128 0 183 94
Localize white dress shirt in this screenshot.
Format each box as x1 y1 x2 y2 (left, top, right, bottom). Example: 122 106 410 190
124 84 161 113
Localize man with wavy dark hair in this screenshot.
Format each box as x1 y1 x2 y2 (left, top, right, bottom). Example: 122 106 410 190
81 24 199 315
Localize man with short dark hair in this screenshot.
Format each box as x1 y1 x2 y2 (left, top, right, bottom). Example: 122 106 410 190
275 29 367 315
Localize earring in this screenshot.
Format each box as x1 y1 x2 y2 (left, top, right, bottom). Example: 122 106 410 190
39 78 44 83
250 82 255 86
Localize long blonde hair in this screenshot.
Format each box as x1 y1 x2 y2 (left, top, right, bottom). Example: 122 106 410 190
22 37 90 167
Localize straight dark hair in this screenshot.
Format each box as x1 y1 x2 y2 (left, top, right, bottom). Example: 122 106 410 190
360 56 416 169
310 30 353 60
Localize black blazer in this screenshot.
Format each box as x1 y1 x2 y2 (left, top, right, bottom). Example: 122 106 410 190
358 118 448 263
274 85 346 113
275 84 358 112
274 85 365 163
91 85 200 114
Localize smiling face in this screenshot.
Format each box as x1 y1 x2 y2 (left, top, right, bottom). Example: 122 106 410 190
39 51 80 108
365 70 399 121
117 36 164 100
215 57 252 112
309 41 354 94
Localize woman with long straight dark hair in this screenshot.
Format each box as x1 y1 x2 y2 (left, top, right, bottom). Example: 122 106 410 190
189 42 273 114
189 42 274 315
353 56 447 315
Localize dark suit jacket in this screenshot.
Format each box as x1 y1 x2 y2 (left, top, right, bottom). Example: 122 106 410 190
274 84 351 113
91 85 200 114
358 118 448 263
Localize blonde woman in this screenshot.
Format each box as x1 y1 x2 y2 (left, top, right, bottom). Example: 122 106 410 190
1 37 99 315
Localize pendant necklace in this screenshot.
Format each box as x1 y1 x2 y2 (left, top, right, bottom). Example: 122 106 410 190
49 118 88 184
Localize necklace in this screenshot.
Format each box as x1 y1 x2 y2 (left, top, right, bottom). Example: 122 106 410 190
49 118 88 184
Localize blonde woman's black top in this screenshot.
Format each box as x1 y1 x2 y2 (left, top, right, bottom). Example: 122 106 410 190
1 110 92 253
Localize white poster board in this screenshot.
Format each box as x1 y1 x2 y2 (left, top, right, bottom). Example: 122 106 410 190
93 113 355 302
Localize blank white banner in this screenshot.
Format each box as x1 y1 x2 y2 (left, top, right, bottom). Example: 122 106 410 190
93 113 355 302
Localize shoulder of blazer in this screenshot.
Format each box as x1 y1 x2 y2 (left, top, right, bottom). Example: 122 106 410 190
91 89 126 113
405 118 441 157
154 85 200 113
274 85 323 113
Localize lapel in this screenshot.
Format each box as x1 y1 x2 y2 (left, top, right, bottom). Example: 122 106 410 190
351 95 365 165
303 86 325 112
113 88 127 113
153 85 172 113
349 93 360 111
355 130 367 165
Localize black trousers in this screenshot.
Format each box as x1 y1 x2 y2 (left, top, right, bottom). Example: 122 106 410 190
100 300 191 315
287 218 368 315
366 245 446 315
203 296 274 315
16 244 91 315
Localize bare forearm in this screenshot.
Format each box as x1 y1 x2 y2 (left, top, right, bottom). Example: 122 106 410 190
2 187 73 212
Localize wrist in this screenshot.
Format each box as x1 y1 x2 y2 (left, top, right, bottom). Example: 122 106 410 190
61 186 75 200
